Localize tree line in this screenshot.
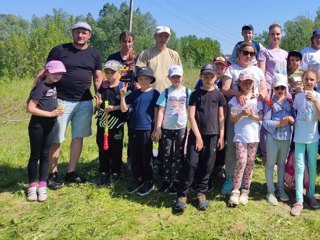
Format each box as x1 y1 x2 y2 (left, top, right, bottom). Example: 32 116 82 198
0 2 319 82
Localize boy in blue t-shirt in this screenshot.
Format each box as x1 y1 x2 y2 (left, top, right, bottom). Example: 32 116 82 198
120 67 160 196
154 65 191 194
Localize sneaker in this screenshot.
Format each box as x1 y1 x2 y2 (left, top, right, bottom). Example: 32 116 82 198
197 194 209 211
308 197 320 209
290 202 303 216
221 179 233 195
215 166 226 180
266 192 278 206
159 181 171 193
65 172 87 184
47 173 62 190
168 181 179 195
27 186 37 202
111 173 120 184
37 187 48 202
239 189 249 205
137 181 155 196
175 196 187 212
229 189 240 206
278 190 289 202
97 172 107 187
127 179 143 193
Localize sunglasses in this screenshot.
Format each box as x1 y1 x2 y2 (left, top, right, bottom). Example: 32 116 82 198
274 86 286 90
242 50 256 57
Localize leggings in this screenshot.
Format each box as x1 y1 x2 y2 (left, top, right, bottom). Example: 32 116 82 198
28 116 56 183
233 142 259 190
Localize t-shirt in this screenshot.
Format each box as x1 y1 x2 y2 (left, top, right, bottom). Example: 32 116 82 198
126 89 160 130
301 46 320 75
47 43 102 101
288 69 303 97
29 81 57 112
96 82 127 130
107 51 136 90
229 96 263 143
257 46 288 91
136 47 181 93
156 86 191 130
224 64 265 97
188 89 226 135
293 91 320 143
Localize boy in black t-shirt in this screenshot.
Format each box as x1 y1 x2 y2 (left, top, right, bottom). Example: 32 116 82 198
95 60 127 186
175 64 226 212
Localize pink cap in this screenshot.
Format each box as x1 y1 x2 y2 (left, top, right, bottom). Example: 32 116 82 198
46 60 66 73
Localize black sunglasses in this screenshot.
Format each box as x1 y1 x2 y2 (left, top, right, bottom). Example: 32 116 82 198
274 86 286 90
242 50 256 57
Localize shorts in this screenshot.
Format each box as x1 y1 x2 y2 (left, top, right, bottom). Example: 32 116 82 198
52 99 93 143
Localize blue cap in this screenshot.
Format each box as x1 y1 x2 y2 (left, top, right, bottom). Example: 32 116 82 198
134 67 156 84
311 29 320 40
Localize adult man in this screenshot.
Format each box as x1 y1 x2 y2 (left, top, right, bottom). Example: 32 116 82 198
230 24 262 66
136 26 181 93
45 22 103 189
301 29 320 74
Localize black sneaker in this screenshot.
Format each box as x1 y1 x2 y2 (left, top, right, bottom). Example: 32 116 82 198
97 172 111 187
127 179 143 193
111 173 120 184
159 181 171 193
47 172 62 190
65 171 87 184
137 181 155 196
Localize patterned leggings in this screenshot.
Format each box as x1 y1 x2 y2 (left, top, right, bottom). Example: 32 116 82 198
233 142 259 190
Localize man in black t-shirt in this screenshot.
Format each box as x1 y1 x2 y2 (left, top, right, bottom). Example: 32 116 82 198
40 22 103 189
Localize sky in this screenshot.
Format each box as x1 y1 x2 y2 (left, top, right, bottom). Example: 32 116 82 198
1 0 319 54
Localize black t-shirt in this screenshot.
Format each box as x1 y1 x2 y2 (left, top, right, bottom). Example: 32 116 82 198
29 81 57 112
188 89 226 135
47 43 102 101
107 51 137 90
96 83 127 129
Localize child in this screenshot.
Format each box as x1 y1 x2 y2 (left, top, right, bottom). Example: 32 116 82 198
95 60 127 186
175 63 225 212
154 64 191 194
228 69 263 206
120 67 159 196
26 60 66 201
290 69 320 216
287 50 303 98
263 74 295 206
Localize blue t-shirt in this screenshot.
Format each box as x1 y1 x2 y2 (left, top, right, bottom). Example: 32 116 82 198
126 89 160 130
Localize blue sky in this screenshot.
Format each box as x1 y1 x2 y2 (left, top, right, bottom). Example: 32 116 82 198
1 0 319 54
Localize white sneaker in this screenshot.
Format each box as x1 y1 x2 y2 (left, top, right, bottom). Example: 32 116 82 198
229 189 240 206
37 187 48 202
27 186 37 201
266 192 278 206
239 189 249 205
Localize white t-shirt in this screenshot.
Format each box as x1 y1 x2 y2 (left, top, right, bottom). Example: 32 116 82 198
301 46 320 75
293 91 320 143
156 86 191 130
229 96 263 143
224 64 265 97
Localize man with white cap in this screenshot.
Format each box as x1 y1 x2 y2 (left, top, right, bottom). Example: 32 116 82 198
136 26 182 93
38 22 103 188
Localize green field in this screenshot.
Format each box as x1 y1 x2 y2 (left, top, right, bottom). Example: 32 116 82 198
1 74 320 240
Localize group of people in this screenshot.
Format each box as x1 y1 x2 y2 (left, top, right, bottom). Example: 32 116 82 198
26 21 320 217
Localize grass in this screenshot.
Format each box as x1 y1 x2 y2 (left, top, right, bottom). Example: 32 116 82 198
1 74 320 240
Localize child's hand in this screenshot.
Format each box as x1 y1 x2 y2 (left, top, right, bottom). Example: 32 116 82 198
120 83 128 97
195 136 203 152
95 93 102 106
153 128 162 141
51 108 64 117
105 105 114 113
286 116 295 124
278 118 289 127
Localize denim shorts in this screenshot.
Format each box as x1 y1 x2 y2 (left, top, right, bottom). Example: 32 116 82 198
52 99 93 143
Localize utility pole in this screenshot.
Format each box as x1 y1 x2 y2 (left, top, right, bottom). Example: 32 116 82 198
129 0 133 31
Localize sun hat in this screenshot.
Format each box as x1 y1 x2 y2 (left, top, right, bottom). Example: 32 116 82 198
134 67 156 84
45 60 66 73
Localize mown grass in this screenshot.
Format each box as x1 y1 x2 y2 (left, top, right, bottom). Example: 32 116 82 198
1 73 320 240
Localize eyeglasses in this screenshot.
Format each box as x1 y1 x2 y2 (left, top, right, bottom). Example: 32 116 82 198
274 86 286 90
242 51 256 57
